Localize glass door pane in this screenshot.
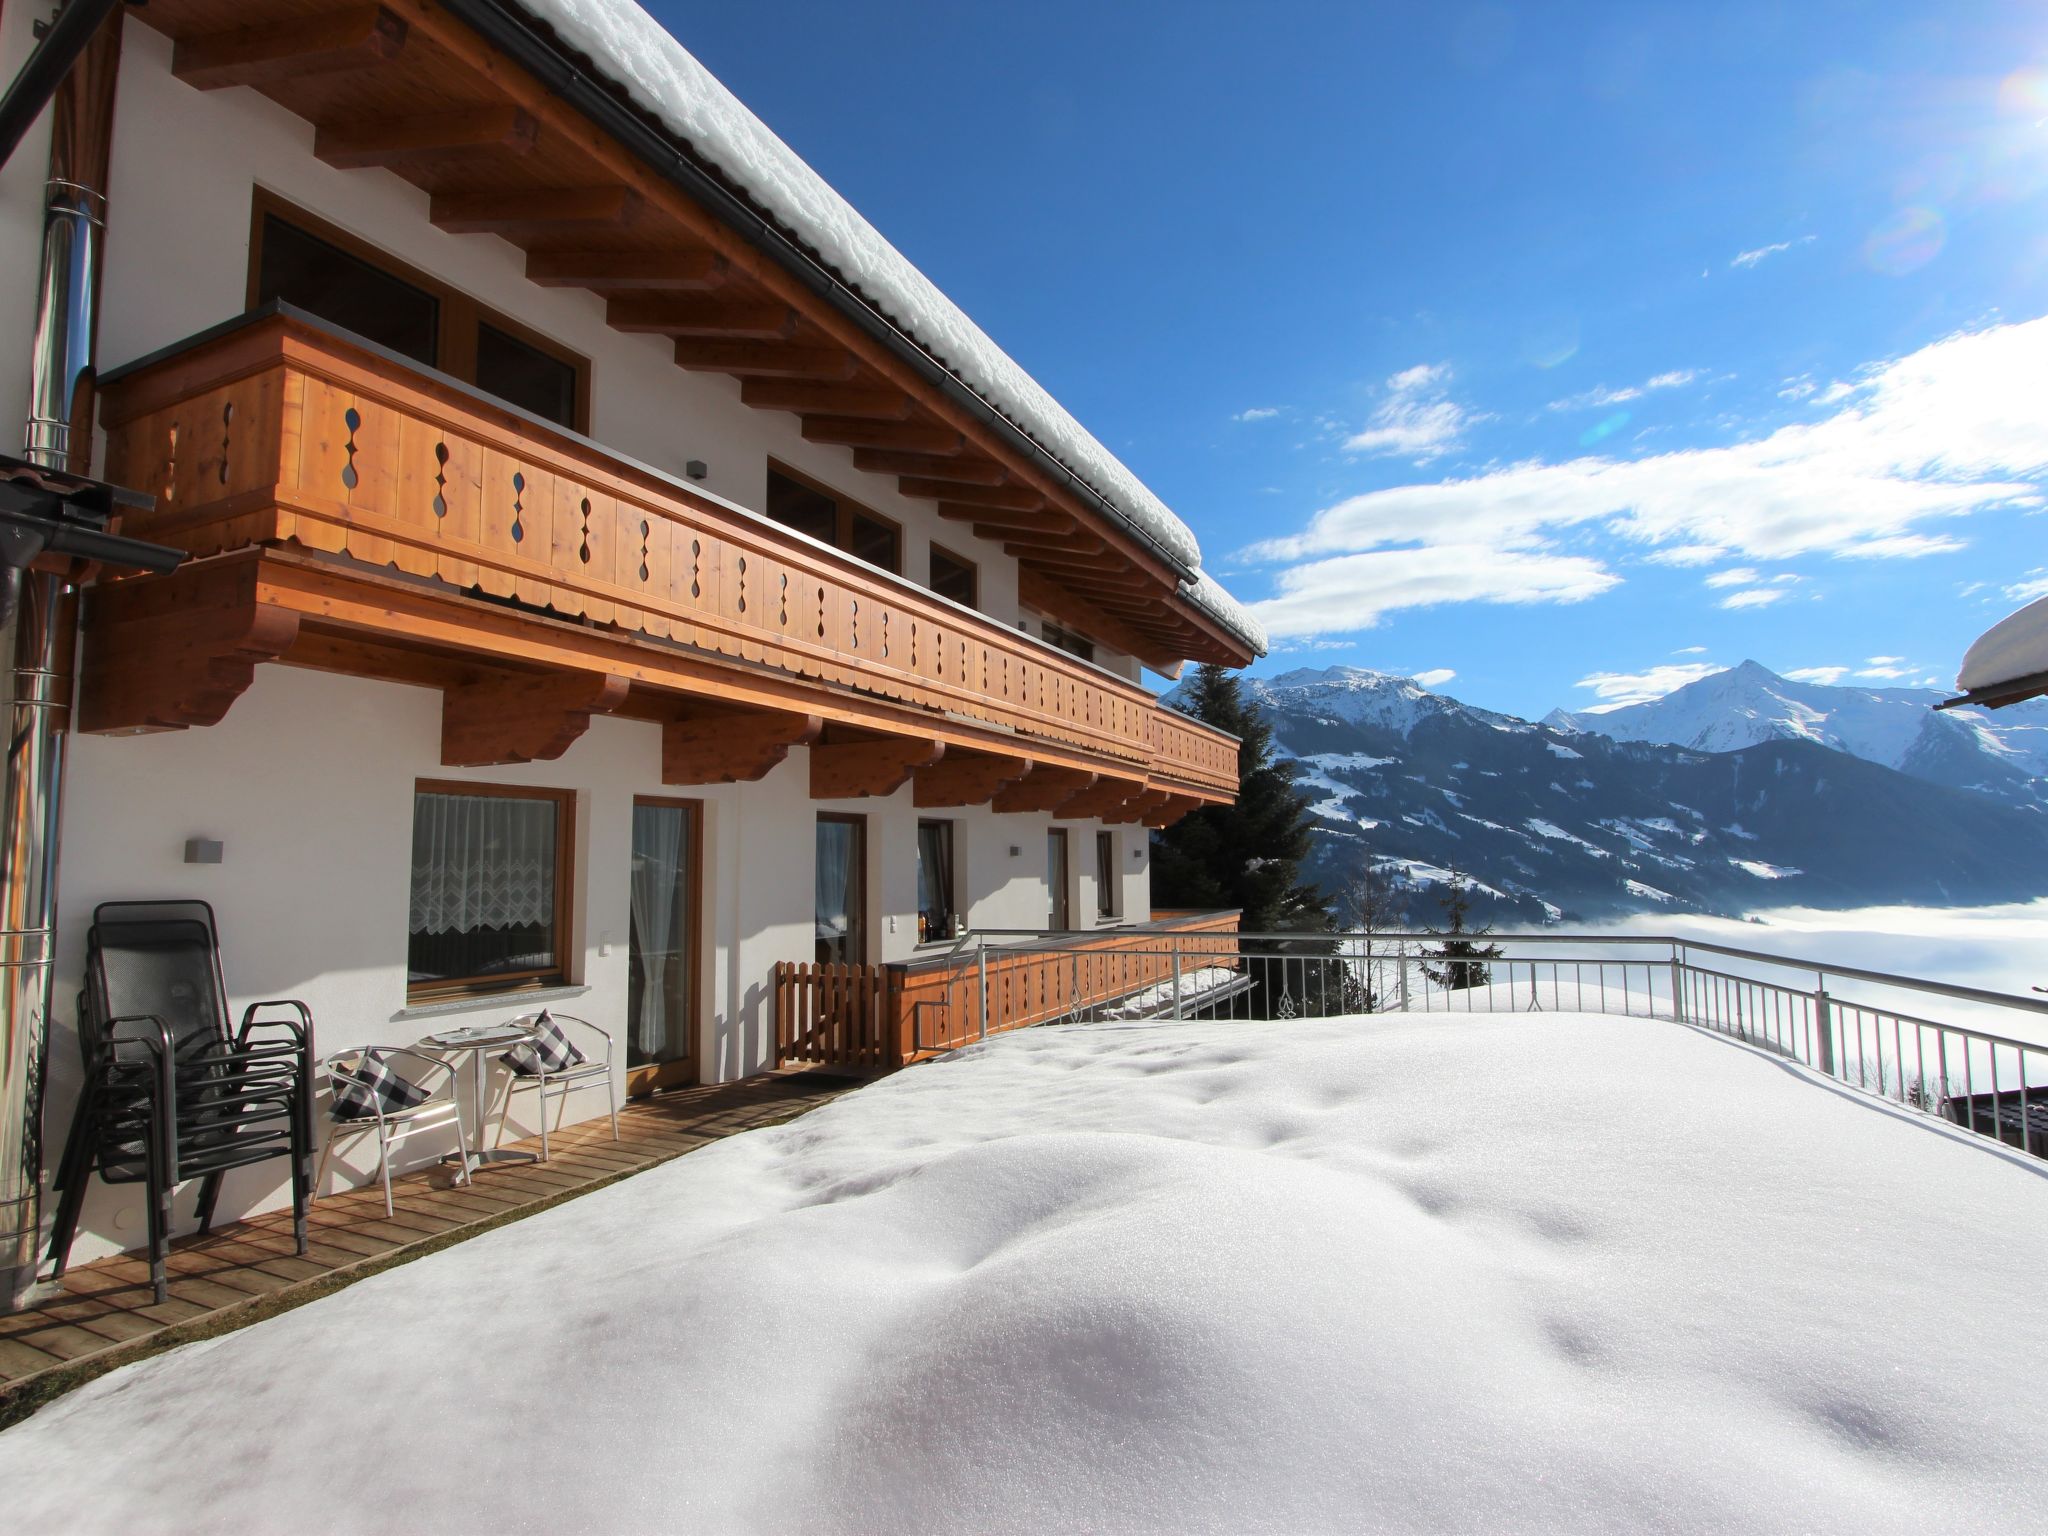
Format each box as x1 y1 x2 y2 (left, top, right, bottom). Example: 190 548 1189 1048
1048 829 1070 931
816 816 866 964
628 800 696 1081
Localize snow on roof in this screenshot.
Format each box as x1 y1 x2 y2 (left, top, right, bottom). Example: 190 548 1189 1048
1181 568 1269 657
511 0 1265 657
1956 592 2048 701
10 1011 2043 1530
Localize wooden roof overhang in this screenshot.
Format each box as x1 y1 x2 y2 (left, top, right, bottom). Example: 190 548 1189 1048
82 308 1237 819
121 0 1252 672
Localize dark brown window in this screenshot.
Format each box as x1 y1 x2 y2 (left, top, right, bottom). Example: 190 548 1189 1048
816 813 867 964
407 781 575 1001
249 193 590 432
1042 620 1096 664
929 544 978 608
916 820 958 943
1096 830 1118 918
766 463 901 574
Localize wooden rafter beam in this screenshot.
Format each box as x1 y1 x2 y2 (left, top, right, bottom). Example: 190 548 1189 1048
812 737 945 799
440 670 629 767
741 379 911 419
912 751 1035 809
1016 567 1178 670
851 449 1006 484
605 297 795 339
431 185 641 236
943 504 1075 534
79 559 300 734
526 248 728 290
801 416 963 454
900 478 1044 512
1052 777 1147 821
173 6 408 91
663 708 821 784
315 106 538 170
1101 788 1173 825
676 340 854 379
1145 794 1205 829
991 765 1096 815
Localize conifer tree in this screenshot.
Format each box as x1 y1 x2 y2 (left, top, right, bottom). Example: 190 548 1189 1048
1151 664 1325 933
1423 875 1503 991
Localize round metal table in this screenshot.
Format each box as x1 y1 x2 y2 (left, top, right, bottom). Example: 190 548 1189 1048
417 1020 542 1172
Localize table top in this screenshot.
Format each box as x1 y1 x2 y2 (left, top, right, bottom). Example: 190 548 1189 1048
416 1022 538 1051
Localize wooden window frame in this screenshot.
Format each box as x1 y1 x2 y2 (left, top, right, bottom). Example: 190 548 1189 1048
1095 829 1119 920
407 779 577 1004
928 542 979 610
1040 618 1097 664
767 459 903 575
626 795 703 1097
247 189 592 433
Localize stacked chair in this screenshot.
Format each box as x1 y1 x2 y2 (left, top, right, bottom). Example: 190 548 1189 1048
47 901 315 1303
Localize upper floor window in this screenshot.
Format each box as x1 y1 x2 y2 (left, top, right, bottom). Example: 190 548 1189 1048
767 464 901 574
250 193 589 432
929 544 978 609
1041 619 1096 664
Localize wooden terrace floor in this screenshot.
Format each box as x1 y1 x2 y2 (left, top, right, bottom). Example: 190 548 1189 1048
0 1072 850 1418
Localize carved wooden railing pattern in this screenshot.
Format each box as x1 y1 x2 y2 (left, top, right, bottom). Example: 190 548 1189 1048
98 314 1239 794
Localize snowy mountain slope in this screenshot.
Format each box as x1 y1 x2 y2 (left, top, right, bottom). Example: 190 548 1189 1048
1547 661 2048 807
1175 666 2048 923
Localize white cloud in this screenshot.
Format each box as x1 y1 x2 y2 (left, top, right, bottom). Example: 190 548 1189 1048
1645 544 1729 568
1548 368 1702 413
1703 566 1761 588
1785 665 1852 684
1233 407 1282 423
1720 587 1787 610
1409 668 1457 688
1779 376 1817 401
1673 645 1709 655
1855 659 1913 680
1245 545 1618 640
1343 363 1479 462
1574 662 1723 707
1731 235 1816 269
2002 569 2048 603
1240 316 2048 578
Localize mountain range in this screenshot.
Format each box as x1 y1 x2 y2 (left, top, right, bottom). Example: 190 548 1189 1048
1194 664 2048 924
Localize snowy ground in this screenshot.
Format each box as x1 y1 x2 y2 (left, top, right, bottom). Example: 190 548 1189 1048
5 1012 2046 1534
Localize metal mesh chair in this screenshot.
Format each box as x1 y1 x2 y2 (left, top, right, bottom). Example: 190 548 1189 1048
46 901 314 1303
315 1047 468 1216
492 1012 619 1161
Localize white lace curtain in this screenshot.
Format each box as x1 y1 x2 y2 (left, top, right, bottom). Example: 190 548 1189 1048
409 793 558 935
629 804 687 1057
816 820 856 945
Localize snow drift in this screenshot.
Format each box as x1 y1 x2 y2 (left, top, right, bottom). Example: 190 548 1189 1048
3 1013 2043 1533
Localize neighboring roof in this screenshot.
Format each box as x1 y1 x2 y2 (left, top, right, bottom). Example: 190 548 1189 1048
1941 594 2048 710
505 0 1267 659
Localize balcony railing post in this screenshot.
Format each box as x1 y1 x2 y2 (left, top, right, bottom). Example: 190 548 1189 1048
1398 941 1411 1013
1670 948 1685 1024
977 935 988 1042
1813 980 1835 1077
1172 950 1182 1021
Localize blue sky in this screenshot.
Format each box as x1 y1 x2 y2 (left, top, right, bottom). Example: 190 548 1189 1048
655 0 2048 718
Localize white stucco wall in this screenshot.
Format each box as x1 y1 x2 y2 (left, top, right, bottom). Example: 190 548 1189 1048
45 662 1146 1261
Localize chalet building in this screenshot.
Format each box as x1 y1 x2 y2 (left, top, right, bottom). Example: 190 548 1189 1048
0 0 1261 1283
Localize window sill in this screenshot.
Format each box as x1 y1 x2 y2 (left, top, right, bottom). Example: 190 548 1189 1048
392 984 591 1024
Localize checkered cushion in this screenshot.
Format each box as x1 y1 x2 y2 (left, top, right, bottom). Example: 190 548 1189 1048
500 1012 586 1077
332 1049 432 1121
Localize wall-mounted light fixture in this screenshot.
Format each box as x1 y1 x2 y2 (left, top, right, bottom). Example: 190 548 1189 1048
1007 845 1020 858
685 459 708 481
183 838 224 865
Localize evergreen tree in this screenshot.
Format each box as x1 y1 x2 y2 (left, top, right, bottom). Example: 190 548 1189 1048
1423 876 1503 992
1151 664 1326 933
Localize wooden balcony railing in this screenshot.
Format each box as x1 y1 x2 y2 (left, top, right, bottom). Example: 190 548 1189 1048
92 309 1239 800
775 910 1243 1070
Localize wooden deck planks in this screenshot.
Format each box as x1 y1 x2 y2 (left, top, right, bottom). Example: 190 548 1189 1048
0 1073 848 1407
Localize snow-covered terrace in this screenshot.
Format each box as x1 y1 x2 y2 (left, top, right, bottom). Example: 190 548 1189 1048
2 1010 2043 1532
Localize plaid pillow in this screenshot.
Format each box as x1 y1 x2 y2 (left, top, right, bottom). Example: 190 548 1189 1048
500 1012 586 1078
332 1049 432 1121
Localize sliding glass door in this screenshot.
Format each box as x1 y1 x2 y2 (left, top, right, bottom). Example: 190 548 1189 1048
627 798 699 1094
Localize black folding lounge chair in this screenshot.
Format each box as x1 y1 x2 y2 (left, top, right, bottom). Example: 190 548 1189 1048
46 900 315 1303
